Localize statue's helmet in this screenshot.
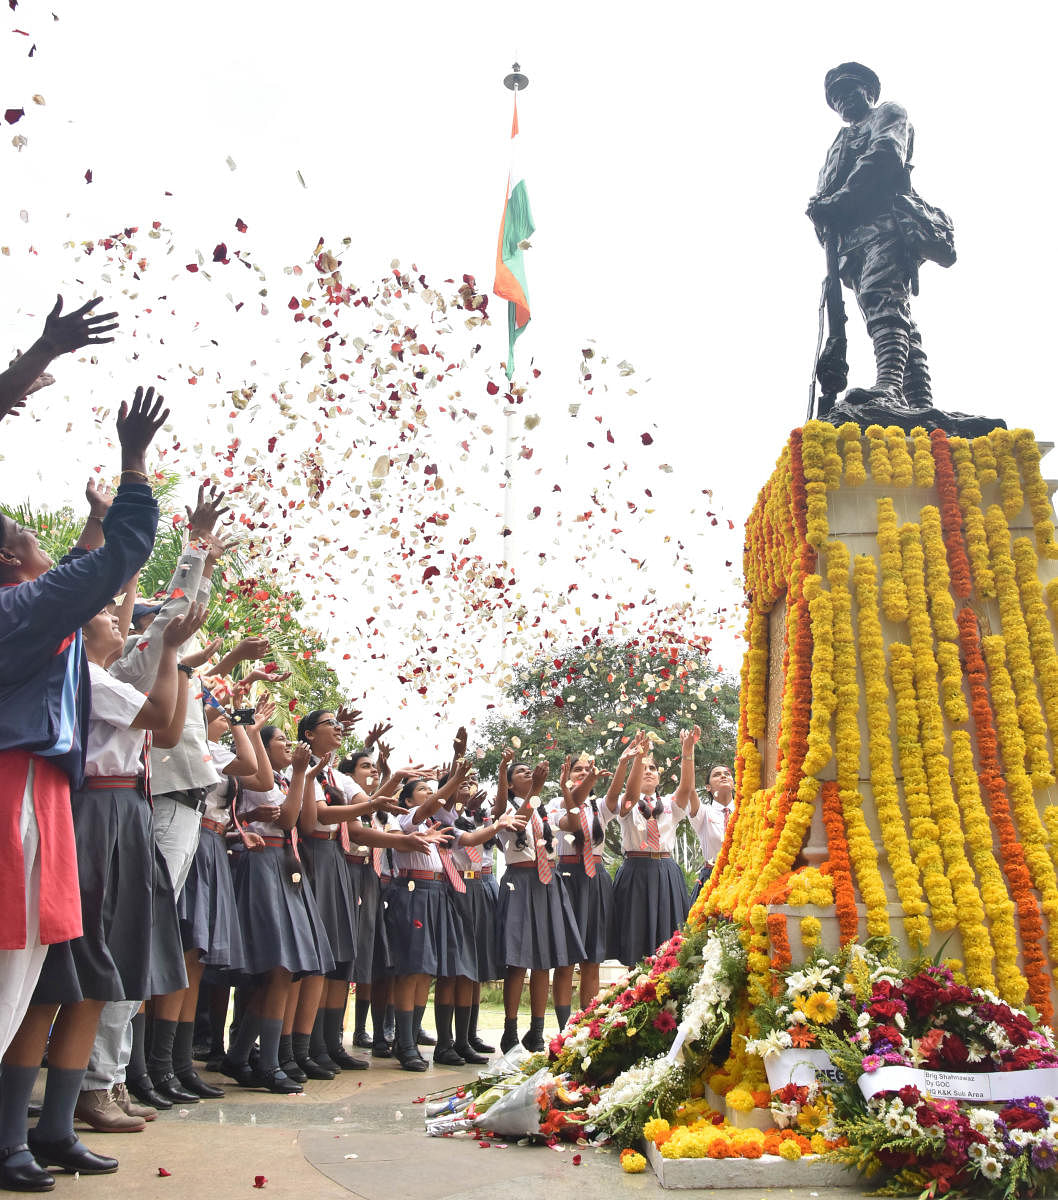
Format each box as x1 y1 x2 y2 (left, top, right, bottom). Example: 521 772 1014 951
824 62 881 110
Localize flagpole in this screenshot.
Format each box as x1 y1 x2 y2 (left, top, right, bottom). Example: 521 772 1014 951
501 62 528 551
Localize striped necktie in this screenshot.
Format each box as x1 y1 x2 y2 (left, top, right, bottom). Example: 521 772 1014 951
439 846 466 893
644 801 661 853
531 811 552 884
327 770 352 853
579 805 596 878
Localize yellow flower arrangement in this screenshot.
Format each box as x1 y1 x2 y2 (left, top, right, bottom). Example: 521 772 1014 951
620 1150 647 1173
865 424 891 484
852 554 929 949
910 426 935 487
950 437 995 597
725 1087 756 1113
643 1118 671 1143
972 433 998 484
1012 429 1058 558
778 1140 803 1161
1012 536 1058 743
990 428 1024 518
984 506 1053 787
950 730 1027 1005
839 422 866 485
799 915 822 950
981 635 1058 966
795 991 839 1024
876 497 909 622
887 426 914 487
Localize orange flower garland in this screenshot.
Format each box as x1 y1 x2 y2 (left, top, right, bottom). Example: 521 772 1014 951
929 430 972 598
957 606 1052 1022
821 781 859 943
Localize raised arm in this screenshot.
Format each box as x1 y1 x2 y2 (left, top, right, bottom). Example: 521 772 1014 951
275 742 311 831
674 725 702 814
131 602 205 737
491 746 514 818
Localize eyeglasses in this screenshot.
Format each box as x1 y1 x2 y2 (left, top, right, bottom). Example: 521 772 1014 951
315 718 341 729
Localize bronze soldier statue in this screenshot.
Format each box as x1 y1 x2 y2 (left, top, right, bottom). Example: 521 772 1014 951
807 63 977 429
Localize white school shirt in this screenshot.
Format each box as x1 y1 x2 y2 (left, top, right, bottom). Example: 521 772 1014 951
689 800 734 864
395 809 443 873
495 801 556 865
615 794 690 854
547 797 610 856
84 662 148 777
237 779 287 839
311 765 356 834
202 742 237 825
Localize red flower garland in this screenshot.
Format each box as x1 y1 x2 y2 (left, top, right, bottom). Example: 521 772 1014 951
821 781 859 944
929 430 972 599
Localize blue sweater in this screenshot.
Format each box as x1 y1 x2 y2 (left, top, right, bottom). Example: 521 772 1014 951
0 483 159 787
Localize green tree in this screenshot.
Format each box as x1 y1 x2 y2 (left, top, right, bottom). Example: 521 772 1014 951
1 480 345 726
472 637 740 878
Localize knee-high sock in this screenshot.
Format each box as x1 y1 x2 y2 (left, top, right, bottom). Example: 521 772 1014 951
434 1002 454 1049
454 1006 472 1049
353 995 370 1037
227 1012 261 1066
395 1009 416 1055
172 1020 196 1076
323 1007 343 1053
35 1065 86 1142
147 1017 178 1081
370 992 388 1043
0 1064 40 1168
309 1009 327 1059
258 1018 283 1074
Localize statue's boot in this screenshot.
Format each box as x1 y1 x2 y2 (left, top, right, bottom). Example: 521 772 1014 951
844 324 911 410
903 326 933 411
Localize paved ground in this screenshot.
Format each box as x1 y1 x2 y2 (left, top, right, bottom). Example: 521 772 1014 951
32 1022 874 1199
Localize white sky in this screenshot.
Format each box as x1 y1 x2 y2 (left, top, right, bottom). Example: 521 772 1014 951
3 0 1057 751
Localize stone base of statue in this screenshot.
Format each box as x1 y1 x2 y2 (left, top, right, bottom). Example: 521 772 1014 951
692 418 1058 1124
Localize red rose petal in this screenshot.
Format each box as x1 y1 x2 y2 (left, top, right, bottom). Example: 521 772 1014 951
157 1167 172 1177
412 919 423 928
253 1176 267 1189
572 1154 582 1165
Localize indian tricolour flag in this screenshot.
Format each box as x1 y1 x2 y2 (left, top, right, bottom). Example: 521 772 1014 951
494 93 535 380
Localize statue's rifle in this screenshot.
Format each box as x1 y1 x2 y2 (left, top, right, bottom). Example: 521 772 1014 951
807 231 849 421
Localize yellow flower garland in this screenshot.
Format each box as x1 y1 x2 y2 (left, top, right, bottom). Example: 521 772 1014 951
864 424 892 484
801 575 835 778
839 422 866 486
972 434 998 484
852 554 929 949
887 426 914 487
1012 536 1058 745
991 428 1024 519
910 426 935 487
1012 429 1058 559
950 437 996 598
984 506 1053 787
919 505 968 723
877 497 909 622
950 730 1027 1005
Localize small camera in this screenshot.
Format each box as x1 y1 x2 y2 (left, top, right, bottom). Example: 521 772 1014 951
229 708 255 727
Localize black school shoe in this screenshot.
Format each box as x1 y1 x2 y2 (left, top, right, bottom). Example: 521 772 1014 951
468 1036 495 1055
126 1075 173 1110
415 1030 436 1047
433 1045 465 1067
0 1145 55 1193
280 1059 308 1083
25 1133 117 1176
176 1069 225 1099
328 1047 369 1070
353 1031 373 1049
295 1057 335 1081
217 1057 256 1087
250 1068 303 1095
371 1040 392 1059
395 1046 429 1072
148 1072 200 1104
454 1041 488 1065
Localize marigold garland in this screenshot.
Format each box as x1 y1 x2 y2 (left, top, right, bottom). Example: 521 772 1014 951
801 574 835 778
949 436 996 598
886 425 914 487
972 433 998 483
852 554 929 949
957 606 1052 1022
991 428 1024 518
1011 536 1058 747
838 422 866 486
929 430 973 599
910 425 935 487
918 504 969 723
864 424 891 484
1012 428 1058 558
821 780 860 943
984 505 1053 787
876 497 908 623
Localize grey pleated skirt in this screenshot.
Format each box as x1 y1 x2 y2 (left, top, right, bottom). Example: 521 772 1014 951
33 781 154 1004
556 857 613 963
383 877 471 978
178 828 246 971
606 855 689 967
496 866 586 971
300 836 358 980
232 844 335 979
347 859 388 983
451 877 498 982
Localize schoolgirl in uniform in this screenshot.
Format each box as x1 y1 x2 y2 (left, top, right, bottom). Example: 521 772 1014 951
492 752 586 1053
411 738 524 1066
2 597 201 1181
688 762 735 902
386 766 476 1071
220 729 334 1094
173 691 276 1095
605 726 701 969
552 754 620 1019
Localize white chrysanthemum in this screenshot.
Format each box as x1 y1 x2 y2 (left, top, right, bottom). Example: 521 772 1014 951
1009 1129 1032 1149
979 1157 1002 1181
883 1112 902 1133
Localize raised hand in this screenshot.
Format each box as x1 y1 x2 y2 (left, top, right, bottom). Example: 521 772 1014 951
290 741 311 772
163 600 208 648
530 760 550 796
116 386 169 476
252 693 276 727
680 725 701 753
499 746 515 770
199 530 239 570
336 703 362 730
40 295 119 355
185 482 229 539
85 477 113 520
364 720 394 749
180 635 223 670
496 810 526 833
243 831 266 850
453 725 468 760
